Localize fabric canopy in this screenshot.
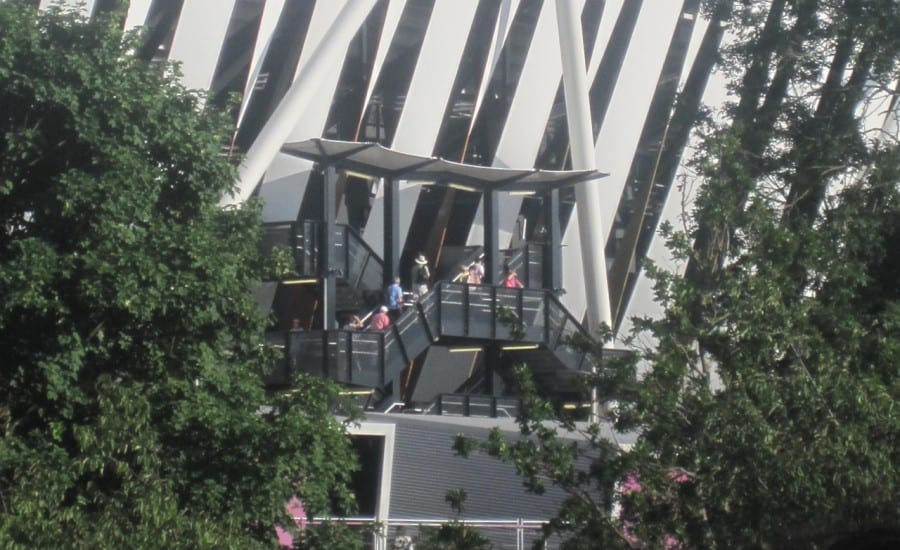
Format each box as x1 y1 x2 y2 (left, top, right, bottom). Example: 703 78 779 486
281 138 607 192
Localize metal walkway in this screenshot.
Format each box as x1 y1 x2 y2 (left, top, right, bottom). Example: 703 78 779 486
278 282 595 396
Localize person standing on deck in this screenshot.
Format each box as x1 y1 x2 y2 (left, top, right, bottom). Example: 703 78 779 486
502 265 524 289
386 277 403 319
411 253 431 298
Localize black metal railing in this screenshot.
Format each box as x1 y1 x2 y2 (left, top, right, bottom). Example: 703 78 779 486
295 221 384 288
265 282 594 390
428 394 521 418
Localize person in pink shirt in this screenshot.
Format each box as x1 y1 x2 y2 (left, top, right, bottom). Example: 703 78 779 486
367 306 391 331
502 266 524 288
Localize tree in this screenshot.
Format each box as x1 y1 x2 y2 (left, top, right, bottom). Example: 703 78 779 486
417 489 493 550
457 1 900 548
0 4 357 547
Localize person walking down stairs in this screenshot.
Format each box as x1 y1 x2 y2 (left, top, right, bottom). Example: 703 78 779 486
411 253 431 298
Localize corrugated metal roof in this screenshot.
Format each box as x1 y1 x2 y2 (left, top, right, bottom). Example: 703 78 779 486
365 413 632 522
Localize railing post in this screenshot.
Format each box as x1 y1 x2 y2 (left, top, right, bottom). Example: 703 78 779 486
484 189 500 285
463 283 470 337
346 331 353 385
517 288 524 329
378 332 385 387
543 294 550 347
491 285 497 340
321 330 330 379
436 283 443 338
383 175 400 287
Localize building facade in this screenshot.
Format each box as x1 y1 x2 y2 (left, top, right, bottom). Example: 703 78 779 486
35 1 736 548
38 0 723 547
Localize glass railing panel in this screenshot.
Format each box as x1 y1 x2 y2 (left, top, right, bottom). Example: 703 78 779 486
552 335 585 371
299 221 319 275
520 290 545 343
325 331 342 381
259 223 292 263
437 394 466 416
468 395 494 417
333 331 350 384
345 229 368 285
348 331 382 387
343 226 383 291
558 317 589 371
263 330 290 385
546 300 568 349
382 330 406 380
333 226 348 279
466 285 494 338
358 255 382 292
494 397 520 419
493 288 521 341
419 291 439 338
440 284 465 337
293 332 325 377
395 307 430 360
526 244 543 288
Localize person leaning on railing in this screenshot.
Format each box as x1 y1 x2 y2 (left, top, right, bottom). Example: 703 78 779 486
367 306 391 331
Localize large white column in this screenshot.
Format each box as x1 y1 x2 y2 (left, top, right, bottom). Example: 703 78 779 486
225 0 376 205
555 0 613 333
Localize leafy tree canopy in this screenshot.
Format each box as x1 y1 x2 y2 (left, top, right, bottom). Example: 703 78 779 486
0 3 356 547
458 0 900 548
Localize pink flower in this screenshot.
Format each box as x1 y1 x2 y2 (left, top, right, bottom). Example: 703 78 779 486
275 525 293 548
664 534 682 549
667 469 690 484
286 496 307 529
274 496 307 548
621 520 640 546
620 472 643 494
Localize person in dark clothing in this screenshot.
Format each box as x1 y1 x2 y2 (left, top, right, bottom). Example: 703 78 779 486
411 253 431 298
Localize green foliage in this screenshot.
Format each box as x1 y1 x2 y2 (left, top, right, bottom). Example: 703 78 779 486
0 4 356 547
417 489 493 550
293 521 367 550
456 1 900 548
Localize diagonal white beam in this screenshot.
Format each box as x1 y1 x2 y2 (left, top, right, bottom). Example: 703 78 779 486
555 0 612 333
226 0 376 205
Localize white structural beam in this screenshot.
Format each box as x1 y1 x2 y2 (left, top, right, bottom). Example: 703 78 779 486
258 1 368 221
227 0 376 205
467 0 573 249
236 0 286 129
168 0 236 93
555 0 612 333
364 0 480 257
123 0 153 32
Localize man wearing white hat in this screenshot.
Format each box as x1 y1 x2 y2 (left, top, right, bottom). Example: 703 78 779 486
411 253 431 298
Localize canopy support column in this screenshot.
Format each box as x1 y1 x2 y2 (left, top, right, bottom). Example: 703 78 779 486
543 189 562 292
383 176 400 286
483 189 500 285
322 165 337 330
